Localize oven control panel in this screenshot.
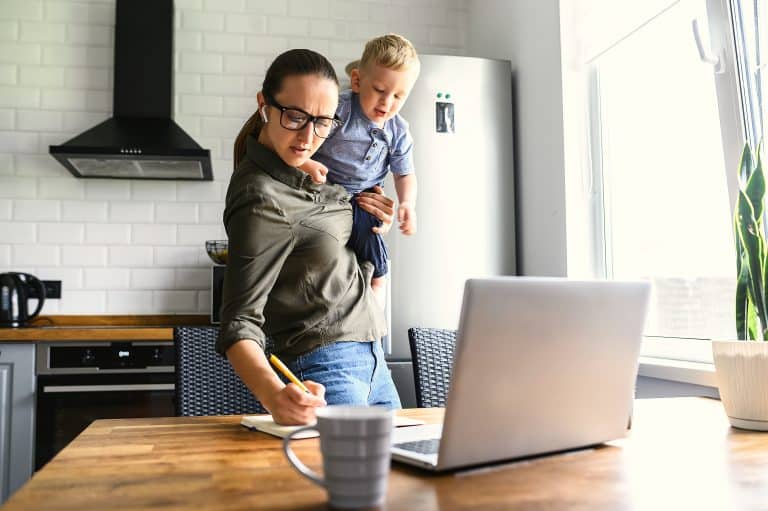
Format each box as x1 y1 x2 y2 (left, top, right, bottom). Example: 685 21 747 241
36 342 175 374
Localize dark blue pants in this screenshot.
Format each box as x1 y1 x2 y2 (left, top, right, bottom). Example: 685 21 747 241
349 196 389 278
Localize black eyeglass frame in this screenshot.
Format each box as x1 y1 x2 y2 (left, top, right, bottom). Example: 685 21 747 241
264 94 342 139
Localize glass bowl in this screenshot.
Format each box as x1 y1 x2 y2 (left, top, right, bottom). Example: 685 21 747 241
205 240 228 265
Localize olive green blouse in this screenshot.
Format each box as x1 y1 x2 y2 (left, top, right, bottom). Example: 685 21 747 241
216 135 386 357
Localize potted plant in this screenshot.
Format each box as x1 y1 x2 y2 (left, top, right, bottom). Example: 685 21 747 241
713 141 768 430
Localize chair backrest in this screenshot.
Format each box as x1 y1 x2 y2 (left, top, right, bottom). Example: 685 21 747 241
174 326 268 416
408 327 457 408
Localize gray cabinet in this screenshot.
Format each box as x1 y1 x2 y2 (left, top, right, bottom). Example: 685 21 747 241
0 344 35 503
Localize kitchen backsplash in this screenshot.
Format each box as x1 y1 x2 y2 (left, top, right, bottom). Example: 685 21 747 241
0 0 468 314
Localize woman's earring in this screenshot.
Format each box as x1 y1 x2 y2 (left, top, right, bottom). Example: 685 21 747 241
259 105 268 123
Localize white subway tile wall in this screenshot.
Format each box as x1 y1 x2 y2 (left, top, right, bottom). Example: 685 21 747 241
0 0 468 314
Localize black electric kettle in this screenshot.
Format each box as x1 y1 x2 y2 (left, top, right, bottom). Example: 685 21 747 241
0 272 46 327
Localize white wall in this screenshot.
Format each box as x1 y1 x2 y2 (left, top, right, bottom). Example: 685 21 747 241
0 0 469 314
466 0 568 277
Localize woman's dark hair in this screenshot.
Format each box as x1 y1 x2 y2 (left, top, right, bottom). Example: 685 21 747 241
234 49 339 169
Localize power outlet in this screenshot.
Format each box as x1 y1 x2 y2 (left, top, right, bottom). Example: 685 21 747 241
27 280 62 299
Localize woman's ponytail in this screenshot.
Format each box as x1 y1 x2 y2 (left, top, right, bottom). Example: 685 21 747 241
233 111 263 170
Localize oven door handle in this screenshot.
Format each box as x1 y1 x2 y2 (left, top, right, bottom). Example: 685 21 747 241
42 384 175 393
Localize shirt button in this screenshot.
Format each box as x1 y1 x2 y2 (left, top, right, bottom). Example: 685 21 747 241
366 156 371 161
372 143 377 148
372 129 378 135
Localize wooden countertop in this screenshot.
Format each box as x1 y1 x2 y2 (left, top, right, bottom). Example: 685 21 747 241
3 398 767 510
0 315 212 342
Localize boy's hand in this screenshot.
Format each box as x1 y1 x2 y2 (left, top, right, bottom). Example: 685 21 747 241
298 159 328 184
398 202 417 235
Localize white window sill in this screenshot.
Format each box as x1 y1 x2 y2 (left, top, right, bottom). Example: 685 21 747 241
638 356 717 388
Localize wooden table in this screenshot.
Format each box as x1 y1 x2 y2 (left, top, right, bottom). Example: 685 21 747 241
3 398 768 510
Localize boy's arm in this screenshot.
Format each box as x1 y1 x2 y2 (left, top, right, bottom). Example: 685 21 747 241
297 159 328 184
394 173 417 205
393 173 417 235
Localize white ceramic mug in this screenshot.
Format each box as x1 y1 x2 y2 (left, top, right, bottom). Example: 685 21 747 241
283 406 394 509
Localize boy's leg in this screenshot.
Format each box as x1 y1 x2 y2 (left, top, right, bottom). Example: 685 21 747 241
370 276 386 308
349 196 390 307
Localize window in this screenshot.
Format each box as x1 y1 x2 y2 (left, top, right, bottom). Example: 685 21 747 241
581 0 764 362
732 0 767 147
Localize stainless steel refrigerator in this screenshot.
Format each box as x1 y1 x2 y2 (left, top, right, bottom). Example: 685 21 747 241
382 55 517 406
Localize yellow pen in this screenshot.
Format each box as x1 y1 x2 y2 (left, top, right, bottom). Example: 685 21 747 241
269 354 310 394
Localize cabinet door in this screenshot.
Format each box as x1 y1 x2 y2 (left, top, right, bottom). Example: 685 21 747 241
0 344 35 503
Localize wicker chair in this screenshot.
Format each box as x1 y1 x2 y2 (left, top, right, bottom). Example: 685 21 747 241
174 326 269 416
408 327 458 408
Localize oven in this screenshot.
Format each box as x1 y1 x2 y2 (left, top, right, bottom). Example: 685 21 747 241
35 341 175 470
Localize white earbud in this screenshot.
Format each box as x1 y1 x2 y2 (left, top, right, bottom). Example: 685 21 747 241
259 105 268 123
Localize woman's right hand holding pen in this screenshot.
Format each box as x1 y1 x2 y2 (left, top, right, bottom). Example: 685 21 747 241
225 341 326 426
263 381 326 425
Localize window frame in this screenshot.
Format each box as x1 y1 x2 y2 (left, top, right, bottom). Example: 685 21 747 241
579 0 748 362
708 0 747 216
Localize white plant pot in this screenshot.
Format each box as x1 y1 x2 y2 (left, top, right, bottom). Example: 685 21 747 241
712 340 768 431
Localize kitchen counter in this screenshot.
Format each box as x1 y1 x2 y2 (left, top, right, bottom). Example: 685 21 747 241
0 315 212 342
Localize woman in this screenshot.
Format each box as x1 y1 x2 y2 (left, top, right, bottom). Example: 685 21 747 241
217 49 401 425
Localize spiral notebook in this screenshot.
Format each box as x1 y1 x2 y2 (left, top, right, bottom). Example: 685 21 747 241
240 414 426 439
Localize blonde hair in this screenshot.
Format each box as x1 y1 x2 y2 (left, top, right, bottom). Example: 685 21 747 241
359 34 419 73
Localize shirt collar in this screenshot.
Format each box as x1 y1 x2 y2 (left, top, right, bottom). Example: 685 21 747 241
245 134 314 190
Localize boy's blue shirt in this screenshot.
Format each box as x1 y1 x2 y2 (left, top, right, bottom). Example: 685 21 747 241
314 89 415 194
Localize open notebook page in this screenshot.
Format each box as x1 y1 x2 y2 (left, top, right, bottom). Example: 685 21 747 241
241 414 426 439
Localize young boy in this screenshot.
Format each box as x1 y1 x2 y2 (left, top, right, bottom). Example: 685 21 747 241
301 34 420 305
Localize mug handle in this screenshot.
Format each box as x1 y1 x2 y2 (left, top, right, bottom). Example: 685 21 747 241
283 426 325 488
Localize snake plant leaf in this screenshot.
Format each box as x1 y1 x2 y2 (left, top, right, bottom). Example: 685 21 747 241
734 141 767 340
748 291 759 340
736 189 768 333
736 252 752 339
735 202 750 338
756 146 768 338
736 247 759 339
745 151 765 221
737 224 761 340
735 204 744 273
739 143 755 185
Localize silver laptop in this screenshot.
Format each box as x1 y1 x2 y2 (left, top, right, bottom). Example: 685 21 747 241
391 277 651 471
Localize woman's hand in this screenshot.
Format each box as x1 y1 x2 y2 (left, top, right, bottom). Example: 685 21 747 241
225 342 324 425
264 381 326 425
356 185 395 234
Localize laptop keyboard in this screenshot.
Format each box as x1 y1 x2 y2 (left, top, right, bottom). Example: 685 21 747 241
393 438 440 455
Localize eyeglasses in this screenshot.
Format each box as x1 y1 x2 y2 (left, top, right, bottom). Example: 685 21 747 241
264 94 341 139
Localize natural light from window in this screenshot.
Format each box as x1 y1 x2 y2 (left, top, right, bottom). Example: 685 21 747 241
593 1 736 340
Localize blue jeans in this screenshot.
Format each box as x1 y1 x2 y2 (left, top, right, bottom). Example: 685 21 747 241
285 341 401 409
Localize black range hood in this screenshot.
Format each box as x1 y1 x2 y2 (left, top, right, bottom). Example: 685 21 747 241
50 0 212 180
